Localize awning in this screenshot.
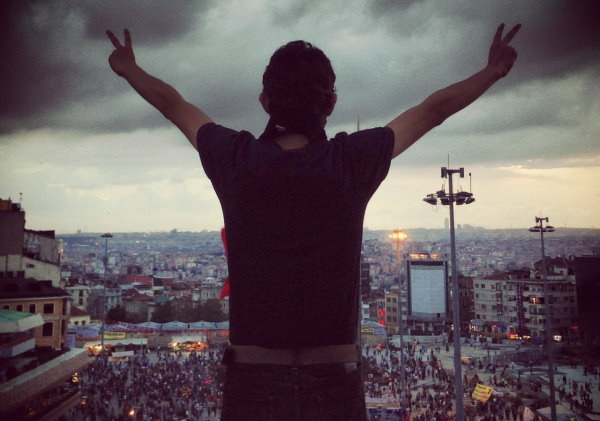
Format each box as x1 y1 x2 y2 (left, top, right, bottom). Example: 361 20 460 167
111 351 134 358
171 335 207 343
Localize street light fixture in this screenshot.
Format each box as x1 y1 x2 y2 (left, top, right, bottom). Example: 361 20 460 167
529 216 557 421
389 229 408 408
100 233 113 353
423 167 474 421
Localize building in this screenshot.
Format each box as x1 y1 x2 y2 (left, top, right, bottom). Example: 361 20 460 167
472 266 577 341
89 284 122 319
383 289 400 334
405 252 450 335
458 276 475 334
200 285 221 303
68 306 91 327
360 255 371 298
570 250 600 345
0 198 63 288
123 293 153 321
0 199 87 419
0 309 44 358
65 284 90 311
0 278 71 350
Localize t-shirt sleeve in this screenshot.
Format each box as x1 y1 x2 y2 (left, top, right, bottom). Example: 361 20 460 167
339 127 395 195
196 123 244 186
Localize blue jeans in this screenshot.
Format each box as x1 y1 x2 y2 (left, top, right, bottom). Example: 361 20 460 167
221 362 368 421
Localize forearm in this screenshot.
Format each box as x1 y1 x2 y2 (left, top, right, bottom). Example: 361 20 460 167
120 64 184 118
425 67 501 124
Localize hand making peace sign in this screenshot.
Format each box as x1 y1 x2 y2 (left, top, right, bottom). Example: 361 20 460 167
106 29 136 77
487 23 521 78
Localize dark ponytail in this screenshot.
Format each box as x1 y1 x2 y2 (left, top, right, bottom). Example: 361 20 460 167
259 41 336 143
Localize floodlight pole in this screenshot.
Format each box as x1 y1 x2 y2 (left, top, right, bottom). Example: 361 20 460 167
424 167 470 420
529 217 557 421
100 233 113 353
443 167 465 421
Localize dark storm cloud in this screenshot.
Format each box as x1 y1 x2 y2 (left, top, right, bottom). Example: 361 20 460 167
366 0 600 80
1 0 598 139
0 0 213 134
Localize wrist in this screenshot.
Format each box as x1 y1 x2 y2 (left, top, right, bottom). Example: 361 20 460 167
482 65 504 82
120 63 142 80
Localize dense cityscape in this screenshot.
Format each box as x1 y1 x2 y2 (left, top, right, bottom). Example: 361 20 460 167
1 198 599 420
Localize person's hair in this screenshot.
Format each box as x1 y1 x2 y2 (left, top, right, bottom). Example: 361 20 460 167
260 40 336 143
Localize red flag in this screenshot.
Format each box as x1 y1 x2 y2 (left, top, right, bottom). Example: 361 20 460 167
220 228 230 299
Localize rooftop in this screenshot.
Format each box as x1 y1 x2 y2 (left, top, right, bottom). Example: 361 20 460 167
0 309 44 333
0 279 70 300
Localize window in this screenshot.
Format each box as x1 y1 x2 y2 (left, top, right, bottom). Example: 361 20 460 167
43 303 54 314
2 305 9 310
29 304 36 313
82 321 86 326
16 304 23 312
42 322 53 337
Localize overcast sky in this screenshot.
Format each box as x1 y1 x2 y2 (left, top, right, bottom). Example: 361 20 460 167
1 0 599 234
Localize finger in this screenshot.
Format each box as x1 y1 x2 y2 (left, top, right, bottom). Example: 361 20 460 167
493 23 505 44
124 29 132 48
106 30 122 48
502 24 521 45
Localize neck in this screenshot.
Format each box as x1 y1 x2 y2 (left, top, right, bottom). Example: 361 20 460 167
273 133 310 150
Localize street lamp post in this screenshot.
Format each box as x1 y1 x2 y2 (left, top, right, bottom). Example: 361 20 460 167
389 229 408 408
529 217 557 421
423 167 474 421
100 233 113 353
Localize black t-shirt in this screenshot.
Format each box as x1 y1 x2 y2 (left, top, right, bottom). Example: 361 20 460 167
198 123 394 347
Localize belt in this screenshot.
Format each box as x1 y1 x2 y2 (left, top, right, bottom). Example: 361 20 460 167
224 344 361 366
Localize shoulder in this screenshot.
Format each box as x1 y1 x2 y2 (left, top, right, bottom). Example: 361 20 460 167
197 123 258 152
330 127 394 154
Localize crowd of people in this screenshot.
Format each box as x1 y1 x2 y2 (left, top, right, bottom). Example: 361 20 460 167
63 340 598 421
70 346 225 421
361 342 525 421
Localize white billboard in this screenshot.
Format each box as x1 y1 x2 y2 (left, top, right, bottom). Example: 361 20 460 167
410 263 446 316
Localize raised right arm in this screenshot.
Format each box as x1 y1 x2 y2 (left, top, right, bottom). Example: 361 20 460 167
386 24 521 159
106 29 212 151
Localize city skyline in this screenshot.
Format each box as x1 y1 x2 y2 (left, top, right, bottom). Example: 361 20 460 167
2 1 599 233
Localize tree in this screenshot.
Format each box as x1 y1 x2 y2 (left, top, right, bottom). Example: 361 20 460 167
175 301 198 322
200 299 227 322
106 305 127 322
151 301 176 323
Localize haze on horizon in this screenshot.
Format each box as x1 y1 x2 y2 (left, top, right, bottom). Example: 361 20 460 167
2 0 599 234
